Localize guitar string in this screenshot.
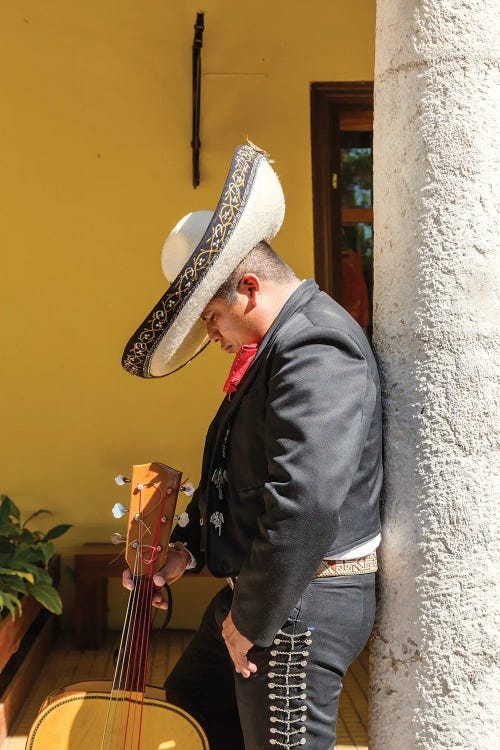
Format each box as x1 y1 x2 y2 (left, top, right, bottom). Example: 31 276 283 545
131 574 150 748
115 529 142 748
125 491 146 750
125 486 167 750
134 555 151 749
103 485 145 750
100 543 138 750
130 485 169 749
136 486 170 748
135 576 151 748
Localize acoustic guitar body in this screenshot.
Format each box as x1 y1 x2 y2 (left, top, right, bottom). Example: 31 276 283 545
26 680 209 750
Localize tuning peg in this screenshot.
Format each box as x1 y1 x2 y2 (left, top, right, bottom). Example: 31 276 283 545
110 532 126 545
112 502 129 519
180 482 195 497
115 474 131 486
174 512 190 527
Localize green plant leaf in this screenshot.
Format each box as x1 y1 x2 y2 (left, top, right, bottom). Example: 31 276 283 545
0 521 22 538
14 545 44 563
17 528 38 544
42 524 72 542
21 509 51 528
0 567 35 583
2 577 29 595
30 583 62 615
31 567 53 585
5 559 43 579
0 496 20 524
37 542 54 567
0 591 23 619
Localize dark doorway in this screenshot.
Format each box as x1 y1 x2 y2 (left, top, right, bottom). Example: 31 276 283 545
310 82 374 334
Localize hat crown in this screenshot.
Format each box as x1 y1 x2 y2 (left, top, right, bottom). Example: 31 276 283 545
161 210 213 282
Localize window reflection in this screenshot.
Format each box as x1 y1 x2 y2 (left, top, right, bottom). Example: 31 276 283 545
340 131 373 209
341 224 373 329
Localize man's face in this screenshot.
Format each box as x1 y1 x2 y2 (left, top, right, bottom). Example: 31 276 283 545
201 293 259 354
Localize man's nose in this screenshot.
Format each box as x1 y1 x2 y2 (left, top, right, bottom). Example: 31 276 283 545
206 321 220 342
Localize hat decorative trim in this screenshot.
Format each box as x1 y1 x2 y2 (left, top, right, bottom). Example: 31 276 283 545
122 143 285 378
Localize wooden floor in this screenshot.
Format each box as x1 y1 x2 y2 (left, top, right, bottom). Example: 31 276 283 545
2 630 368 749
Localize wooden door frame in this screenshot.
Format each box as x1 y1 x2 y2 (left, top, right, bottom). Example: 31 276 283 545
310 82 374 298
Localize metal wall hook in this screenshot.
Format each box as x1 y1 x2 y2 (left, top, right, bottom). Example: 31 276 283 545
191 12 204 188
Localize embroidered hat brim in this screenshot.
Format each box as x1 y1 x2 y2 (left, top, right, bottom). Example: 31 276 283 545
122 144 285 378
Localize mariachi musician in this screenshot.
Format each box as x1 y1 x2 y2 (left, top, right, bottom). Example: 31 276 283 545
121 143 383 750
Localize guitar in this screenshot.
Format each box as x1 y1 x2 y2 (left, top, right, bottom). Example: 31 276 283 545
26 462 209 750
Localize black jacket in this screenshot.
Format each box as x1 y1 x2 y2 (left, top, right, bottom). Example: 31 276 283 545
171 279 382 646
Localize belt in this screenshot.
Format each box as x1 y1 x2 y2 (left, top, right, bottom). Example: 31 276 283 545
226 551 377 589
314 550 378 578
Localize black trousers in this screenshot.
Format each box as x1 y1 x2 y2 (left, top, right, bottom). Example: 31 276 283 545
165 574 376 750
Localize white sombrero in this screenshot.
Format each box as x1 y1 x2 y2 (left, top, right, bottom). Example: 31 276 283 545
122 143 285 378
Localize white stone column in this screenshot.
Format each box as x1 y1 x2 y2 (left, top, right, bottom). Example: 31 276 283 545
371 1 500 748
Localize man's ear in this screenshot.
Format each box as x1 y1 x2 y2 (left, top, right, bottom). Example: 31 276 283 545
238 273 261 307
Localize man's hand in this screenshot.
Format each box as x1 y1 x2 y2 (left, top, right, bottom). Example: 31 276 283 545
122 546 191 610
222 611 257 678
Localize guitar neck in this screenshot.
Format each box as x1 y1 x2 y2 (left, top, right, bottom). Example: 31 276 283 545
113 575 155 693
112 462 182 695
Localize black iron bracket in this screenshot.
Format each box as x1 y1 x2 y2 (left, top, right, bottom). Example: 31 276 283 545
192 12 204 188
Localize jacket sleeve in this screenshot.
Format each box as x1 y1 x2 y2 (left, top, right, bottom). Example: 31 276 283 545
230 326 371 646
169 487 206 573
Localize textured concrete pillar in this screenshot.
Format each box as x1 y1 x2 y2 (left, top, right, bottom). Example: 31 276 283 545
371 1 500 748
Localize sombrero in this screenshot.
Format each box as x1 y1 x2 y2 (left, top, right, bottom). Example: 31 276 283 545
121 143 285 378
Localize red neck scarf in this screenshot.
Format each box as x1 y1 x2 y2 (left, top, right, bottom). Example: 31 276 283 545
223 343 259 396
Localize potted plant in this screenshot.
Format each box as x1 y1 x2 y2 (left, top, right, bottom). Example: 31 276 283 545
0 494 71 620
0 494 71 741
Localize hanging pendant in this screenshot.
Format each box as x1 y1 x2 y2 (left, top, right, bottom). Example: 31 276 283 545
210 511 224 536
211 467 228 500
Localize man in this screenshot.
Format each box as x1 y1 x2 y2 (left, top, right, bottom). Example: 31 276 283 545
122 144 382 750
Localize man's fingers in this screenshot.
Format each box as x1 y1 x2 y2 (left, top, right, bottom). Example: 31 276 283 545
123 568 169 610
235 656 257 679
122 569 134 591
230 649 257 678
153 573 166 587
221 612 257 678
153 550 187 587
152 590 169 610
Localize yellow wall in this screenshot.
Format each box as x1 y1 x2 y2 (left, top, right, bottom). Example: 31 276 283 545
0 0 375 629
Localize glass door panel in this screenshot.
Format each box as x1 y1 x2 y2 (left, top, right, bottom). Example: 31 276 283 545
340 131 373 209
339 129 373 331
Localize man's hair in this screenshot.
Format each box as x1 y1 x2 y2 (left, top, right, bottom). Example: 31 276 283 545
214 241 298 304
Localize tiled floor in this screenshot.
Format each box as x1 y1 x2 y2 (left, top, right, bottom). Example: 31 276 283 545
2 631 368 749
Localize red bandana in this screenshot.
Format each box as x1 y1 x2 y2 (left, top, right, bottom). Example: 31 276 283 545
223 344 259 396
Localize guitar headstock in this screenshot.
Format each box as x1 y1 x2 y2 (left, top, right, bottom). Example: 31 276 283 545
123 462 182 576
